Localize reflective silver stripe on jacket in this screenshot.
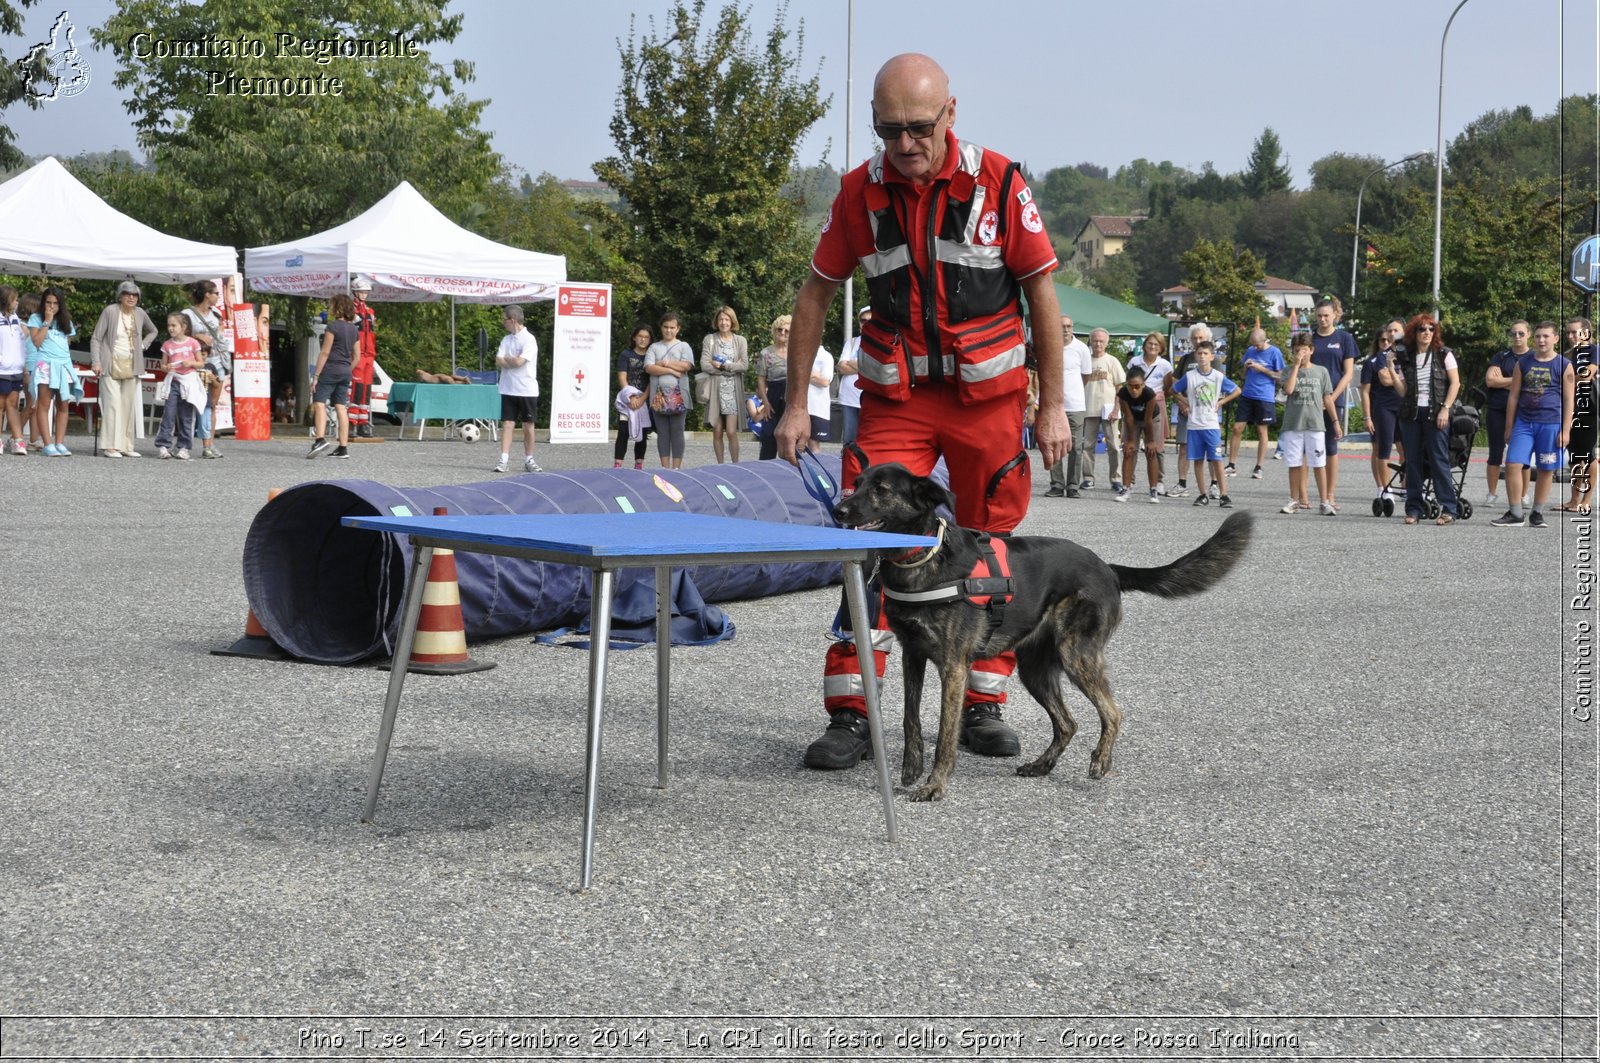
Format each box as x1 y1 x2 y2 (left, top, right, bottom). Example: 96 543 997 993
934 241 1004 269
858 355 901 386
959 343 1026 383
861 244 912 279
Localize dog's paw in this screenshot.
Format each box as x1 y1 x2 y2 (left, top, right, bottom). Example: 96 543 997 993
909 782 946 802
900 756 924 786
1017 759 1057 777
1088 756 1113 779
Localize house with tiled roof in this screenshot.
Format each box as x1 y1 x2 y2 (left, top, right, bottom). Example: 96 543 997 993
1159 275 1319 320
1068 215 1142 272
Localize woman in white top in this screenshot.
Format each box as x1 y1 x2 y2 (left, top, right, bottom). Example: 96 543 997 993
699 304 749 464
0 286 27 453
90 281 159 458
805 345 834 453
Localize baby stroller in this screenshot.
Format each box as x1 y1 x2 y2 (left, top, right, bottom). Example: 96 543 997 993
1375 397 1480 519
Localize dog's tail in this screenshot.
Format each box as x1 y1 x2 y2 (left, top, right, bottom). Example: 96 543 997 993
1110 512 1253 598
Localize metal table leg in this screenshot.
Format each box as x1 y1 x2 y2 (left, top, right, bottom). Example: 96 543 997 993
579 567 617 890
655 565 672 788
362 544 435 822
843 559 898 843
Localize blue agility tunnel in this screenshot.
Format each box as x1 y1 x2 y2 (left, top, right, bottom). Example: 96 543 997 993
241 456 846 665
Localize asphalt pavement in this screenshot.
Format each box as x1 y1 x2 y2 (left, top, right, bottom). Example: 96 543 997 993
1 426 1594 1061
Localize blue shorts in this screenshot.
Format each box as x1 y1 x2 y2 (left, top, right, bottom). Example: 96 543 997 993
0 374 21 396
1236 396 1276 426
1506 420 1562 471
1186 428 1223 463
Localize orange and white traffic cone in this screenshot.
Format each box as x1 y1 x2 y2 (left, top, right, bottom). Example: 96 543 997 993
401 507 495 675
212 488 289 660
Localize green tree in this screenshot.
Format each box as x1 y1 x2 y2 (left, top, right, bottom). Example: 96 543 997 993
592 0 829 339
1352 175 1592 384
93 0 496 248
0 0 46 170
1124 197 1244 302
1242 127 1292 198
91 0 502 390
1179 238 1270 333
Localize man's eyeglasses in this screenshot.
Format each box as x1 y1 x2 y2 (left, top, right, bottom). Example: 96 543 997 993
872 102 948 142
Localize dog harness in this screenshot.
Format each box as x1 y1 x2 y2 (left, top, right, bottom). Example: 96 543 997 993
885 523 1015 609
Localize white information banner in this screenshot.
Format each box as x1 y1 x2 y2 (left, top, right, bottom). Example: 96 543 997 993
548 282 613 444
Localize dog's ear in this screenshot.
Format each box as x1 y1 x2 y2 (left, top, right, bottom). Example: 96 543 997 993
915 475 956 516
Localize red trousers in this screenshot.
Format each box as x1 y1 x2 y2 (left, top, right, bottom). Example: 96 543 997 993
823 384 1030 718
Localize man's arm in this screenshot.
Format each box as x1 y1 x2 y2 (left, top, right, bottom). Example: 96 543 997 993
776 273 841 463
1020 272 1069 469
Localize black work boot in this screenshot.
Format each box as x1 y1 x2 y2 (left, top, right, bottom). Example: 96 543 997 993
804 709 873 769
960 704 1021 756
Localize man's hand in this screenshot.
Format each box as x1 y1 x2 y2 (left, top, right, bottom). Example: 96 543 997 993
775 405 812 464
1035 405 1070 469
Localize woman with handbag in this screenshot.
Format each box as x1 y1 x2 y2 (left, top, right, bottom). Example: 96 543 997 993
90 281 159 458
645 312 694 469
699 305 749 464
755 314 792 461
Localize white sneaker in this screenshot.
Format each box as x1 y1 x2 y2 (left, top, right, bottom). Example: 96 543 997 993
103 450 122 459
1148 490 1159 504
1281 500 1300 514
493 457 508 473
1320 500 1336 516
1156 482 1167 496
524 456 543 473
175 448 192 460
156 446 171 459
1114 490 1128 503
1207 483 1221 499
1485 493 1498 507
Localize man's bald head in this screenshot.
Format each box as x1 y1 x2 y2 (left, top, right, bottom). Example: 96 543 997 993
873 53 949 102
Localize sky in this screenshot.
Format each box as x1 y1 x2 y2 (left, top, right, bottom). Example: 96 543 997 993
6 0 1599 189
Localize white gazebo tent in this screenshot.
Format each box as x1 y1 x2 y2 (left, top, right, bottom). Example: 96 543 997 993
0 156 238 280
0 156 240 449
244 181 568 374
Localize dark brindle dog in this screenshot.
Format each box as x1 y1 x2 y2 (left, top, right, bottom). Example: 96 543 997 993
833 463 1252 802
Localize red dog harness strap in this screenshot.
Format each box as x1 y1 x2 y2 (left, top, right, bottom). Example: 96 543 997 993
884 533 1014 608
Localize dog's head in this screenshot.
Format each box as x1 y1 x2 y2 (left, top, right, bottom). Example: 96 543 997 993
832 463 954 535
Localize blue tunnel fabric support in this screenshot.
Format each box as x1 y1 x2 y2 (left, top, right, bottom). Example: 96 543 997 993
241 456 846 665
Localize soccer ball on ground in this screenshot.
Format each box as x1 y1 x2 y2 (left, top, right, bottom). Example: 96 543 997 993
458 423 481 444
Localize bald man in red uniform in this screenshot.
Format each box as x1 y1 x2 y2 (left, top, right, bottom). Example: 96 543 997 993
778 53 1069 769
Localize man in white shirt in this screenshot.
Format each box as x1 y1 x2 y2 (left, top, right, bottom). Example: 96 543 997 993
1046 314 1092 497
494 304 541 473
805 345 834 450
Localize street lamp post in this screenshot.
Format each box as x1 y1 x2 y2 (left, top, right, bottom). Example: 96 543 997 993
1351 152 1427 301
842 0 855 348
1432 0 1471 317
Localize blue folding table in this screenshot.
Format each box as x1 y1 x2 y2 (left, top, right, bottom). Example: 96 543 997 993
343 510 936 889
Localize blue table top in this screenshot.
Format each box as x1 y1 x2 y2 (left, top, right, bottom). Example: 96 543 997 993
343 511 936 560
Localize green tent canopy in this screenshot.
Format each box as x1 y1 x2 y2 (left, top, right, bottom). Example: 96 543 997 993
1050 281 1169 337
